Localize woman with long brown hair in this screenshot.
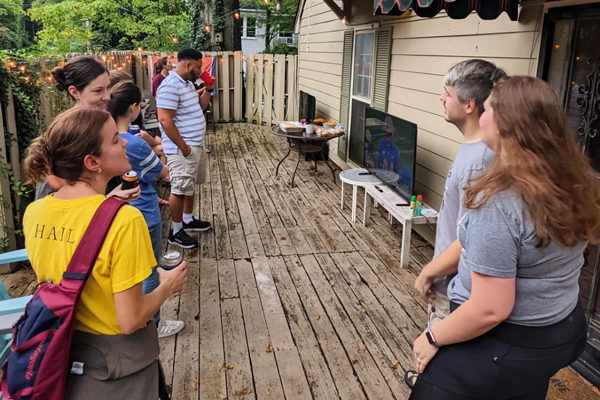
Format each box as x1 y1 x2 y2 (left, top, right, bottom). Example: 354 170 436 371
411 76 600 399
151 56 172 99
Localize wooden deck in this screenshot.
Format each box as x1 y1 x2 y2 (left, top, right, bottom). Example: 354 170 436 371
2 123 599 400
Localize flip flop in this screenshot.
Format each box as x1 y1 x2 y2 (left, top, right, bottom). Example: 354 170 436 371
404 370 418 390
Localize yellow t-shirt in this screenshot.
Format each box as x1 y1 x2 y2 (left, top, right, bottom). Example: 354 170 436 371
23 194 155 335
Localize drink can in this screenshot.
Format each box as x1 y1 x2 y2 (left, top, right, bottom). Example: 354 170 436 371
161 251 183 270
121 171 138 190
128 125 141 135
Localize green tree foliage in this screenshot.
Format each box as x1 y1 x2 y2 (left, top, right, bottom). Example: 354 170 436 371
28 0 191 53
0 0 31 49
252 0 297 53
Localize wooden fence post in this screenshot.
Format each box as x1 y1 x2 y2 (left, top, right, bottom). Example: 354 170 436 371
0 100 17 260
6 90 20 211
273 54 285 123
245 55 255 123
222 53 231 122
255 54 264 126
233 51 243 121
286 55 298 121
263 54 274 126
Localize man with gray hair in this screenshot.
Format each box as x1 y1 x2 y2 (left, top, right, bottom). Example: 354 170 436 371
408 59 506 388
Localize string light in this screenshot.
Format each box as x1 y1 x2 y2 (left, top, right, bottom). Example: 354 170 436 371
172 36 179 44
554 44 560 49
46 75 53 82
234 12 240 19
102 55 107 62
138 46 144 52
341 17 347 25
204 25 211 33
264 0 269 4
24 76 31 83
20 65 26 73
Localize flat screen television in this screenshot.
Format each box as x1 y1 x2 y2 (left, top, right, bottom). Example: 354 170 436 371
364 106 418 201
299 91 316 122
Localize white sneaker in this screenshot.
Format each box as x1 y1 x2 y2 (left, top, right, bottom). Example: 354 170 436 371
157 319 185 338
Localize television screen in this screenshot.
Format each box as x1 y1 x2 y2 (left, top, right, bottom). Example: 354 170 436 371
364 107 417 201
299 91 316 122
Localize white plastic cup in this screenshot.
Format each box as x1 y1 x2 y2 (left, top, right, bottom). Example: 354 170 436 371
305 123 314 134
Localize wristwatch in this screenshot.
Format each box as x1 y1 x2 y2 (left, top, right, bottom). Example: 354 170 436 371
426 326 441 348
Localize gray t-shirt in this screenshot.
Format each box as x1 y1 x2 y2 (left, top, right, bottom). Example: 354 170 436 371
448 191 586 326
35 182 56 200
433 141 494 295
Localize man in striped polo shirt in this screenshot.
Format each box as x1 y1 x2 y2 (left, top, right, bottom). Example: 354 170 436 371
157 49 213 249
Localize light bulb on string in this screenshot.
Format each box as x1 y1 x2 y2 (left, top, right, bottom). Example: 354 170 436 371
204 25 211 33
264 0 269 5
138 46 144 52
234 12 240 19
172 36 179 44
20 65 26 73
24 76 31 83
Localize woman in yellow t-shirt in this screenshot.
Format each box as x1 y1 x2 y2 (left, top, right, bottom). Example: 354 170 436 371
23 107 187 398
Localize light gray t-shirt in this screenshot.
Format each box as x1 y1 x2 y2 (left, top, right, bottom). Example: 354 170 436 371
448 191 586 326
35 182 56 200
433 141 494 295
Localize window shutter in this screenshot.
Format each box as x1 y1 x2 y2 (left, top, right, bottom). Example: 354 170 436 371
371 26 393 112
338 30 354 160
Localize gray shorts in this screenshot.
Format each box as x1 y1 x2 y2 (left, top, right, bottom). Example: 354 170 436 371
428 292 451 327
166 146 207 196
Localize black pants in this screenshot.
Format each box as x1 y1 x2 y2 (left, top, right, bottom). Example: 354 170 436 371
409 303 587 400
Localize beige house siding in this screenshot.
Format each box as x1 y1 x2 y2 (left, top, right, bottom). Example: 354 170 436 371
298 2 544 242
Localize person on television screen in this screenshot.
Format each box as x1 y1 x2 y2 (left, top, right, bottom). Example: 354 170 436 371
376 116 400 173
407 60 507 389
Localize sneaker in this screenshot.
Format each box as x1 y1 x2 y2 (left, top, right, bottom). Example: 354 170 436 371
183 217 212 232
168 229 199 249
157 319 185 339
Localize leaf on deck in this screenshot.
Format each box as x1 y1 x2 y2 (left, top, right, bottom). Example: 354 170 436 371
390 360 400 369
235 387 252 396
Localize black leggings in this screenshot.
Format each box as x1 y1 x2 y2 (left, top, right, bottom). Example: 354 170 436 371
410 381 548 400
409 303 587 400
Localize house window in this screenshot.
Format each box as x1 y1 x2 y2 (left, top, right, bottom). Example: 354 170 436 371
352 33 375 100
246 16 256 38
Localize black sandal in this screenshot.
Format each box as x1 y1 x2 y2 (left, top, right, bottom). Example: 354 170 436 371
404 370 419 389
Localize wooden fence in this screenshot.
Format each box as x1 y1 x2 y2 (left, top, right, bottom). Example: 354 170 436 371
206 52 298 124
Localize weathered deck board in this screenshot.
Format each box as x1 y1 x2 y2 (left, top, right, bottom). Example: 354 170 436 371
4 123 592 400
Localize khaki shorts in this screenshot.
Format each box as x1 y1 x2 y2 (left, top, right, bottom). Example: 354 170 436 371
166 145 207 196
428 292 451 327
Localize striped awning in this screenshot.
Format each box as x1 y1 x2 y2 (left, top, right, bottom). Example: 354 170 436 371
373 0 519 21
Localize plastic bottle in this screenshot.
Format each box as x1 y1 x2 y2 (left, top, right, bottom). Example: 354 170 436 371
410 195 417 217
416 195 423 216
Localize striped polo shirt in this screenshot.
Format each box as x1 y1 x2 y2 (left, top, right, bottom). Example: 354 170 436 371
156 71 205 154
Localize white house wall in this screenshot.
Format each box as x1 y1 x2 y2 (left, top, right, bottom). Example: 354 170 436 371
298 1 544 213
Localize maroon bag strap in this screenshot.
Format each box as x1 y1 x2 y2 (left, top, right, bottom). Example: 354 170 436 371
61 197 126 282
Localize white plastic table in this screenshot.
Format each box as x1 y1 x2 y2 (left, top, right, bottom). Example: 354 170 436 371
339 168 399 223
